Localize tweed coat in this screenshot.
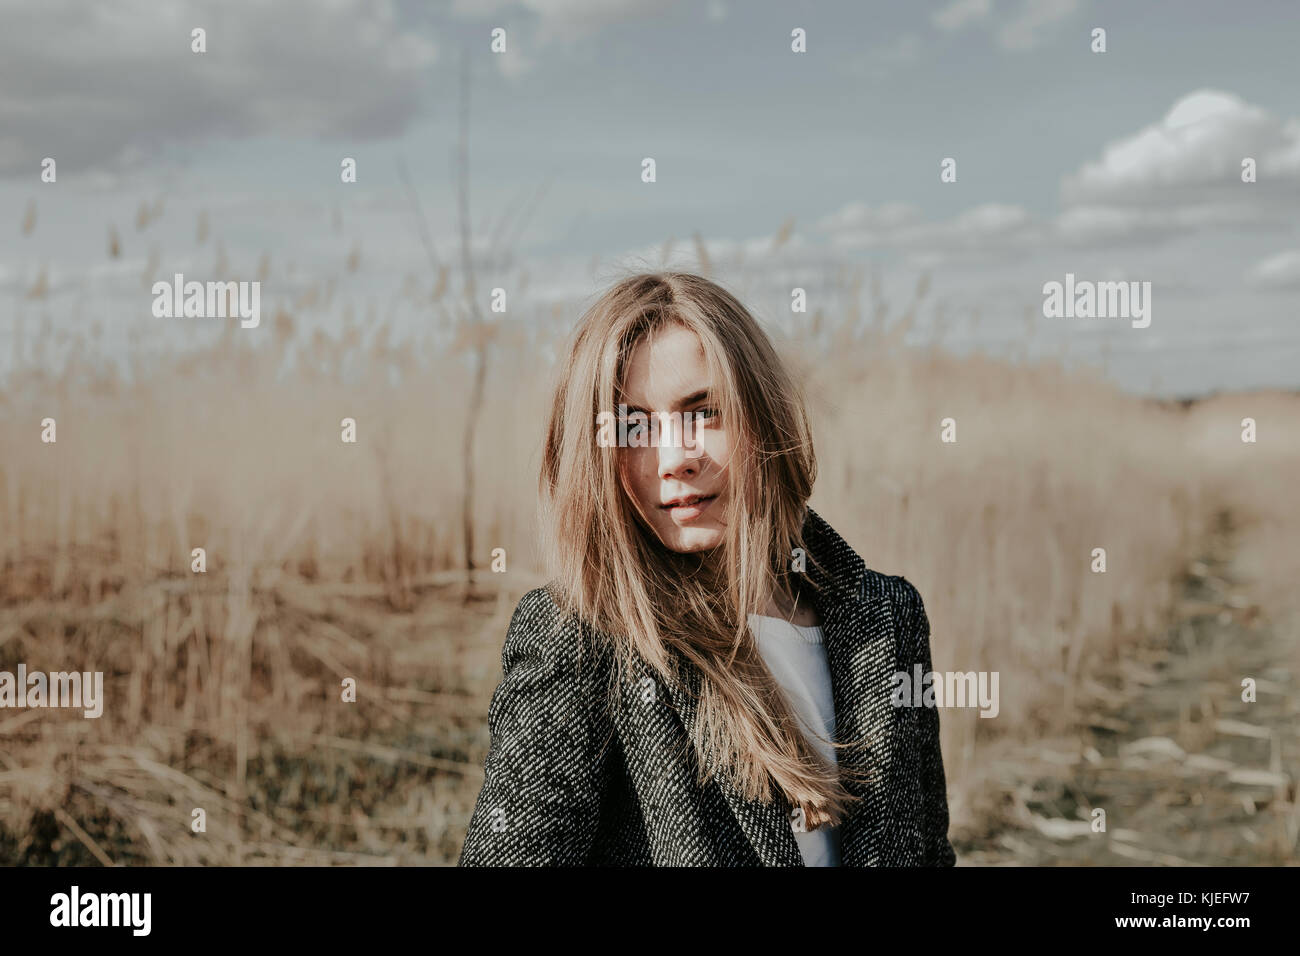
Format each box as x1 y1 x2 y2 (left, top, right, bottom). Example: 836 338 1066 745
458 506 957 867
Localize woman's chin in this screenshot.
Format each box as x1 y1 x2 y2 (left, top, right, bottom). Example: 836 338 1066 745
658 525 724 554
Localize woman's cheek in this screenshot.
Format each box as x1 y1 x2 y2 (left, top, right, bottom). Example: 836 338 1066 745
704 429 732 471
626 448 657 504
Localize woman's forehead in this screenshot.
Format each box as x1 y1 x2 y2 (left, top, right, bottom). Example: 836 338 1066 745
620 326 711 405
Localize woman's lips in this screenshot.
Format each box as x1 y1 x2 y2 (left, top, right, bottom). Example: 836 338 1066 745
663 494 717 522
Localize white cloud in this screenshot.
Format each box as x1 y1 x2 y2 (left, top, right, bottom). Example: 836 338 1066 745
805 90 1300 262
495 49 538 78
997 0 1079 51
0 0 436 178
1246 249 1300 290
805 90 1300 263
450 0 515 14
1054 89 1300 242
816 200 1042 257
520 0 680 46
1064 90 1300 202
932 0 993 32
1055 200 1290 246
840 33 923 79
816 201 922 234
949 202 1036 237
455 0 684 75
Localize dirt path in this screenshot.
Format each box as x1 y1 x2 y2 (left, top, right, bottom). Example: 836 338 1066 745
962 510 1299 865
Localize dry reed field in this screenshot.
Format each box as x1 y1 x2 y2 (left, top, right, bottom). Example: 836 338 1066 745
2 262 1297 865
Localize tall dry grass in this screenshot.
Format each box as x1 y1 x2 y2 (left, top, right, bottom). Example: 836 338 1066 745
2 251 1297 863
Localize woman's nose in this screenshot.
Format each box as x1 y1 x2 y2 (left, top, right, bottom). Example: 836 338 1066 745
655 413 697 478
658 447 696 479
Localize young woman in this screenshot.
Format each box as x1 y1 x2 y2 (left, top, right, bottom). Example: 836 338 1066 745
459 272 955 867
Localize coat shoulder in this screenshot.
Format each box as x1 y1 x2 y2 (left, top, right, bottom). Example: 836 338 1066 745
504 584 609 670
861 570 925 613
505 584 576 653
860 569 929 643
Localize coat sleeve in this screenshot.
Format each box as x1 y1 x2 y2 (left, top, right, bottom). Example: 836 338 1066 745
888 576 958 867
458 587 612 866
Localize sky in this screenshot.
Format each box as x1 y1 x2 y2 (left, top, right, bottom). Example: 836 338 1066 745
2 0 1299 396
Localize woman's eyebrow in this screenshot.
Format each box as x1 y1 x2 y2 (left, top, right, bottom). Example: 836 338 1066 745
619 389 711 413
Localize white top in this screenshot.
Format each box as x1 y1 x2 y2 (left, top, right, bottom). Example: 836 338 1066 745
747 613 842 867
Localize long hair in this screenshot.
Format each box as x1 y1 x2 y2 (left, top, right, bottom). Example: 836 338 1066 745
539 271 863 829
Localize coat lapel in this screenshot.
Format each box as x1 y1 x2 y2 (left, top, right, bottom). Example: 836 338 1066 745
659 506 902 867
801 506 902 866
810 587 900 865
660 652 805 866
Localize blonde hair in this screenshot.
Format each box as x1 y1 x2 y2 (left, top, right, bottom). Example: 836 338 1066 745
539 271 866 829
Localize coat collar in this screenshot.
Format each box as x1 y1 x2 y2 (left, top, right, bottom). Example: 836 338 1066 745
660 505 901 866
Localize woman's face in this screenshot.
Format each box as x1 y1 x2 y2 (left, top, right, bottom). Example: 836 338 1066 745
618 324 732 553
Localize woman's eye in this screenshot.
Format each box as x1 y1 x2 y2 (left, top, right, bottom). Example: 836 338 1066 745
695 407 720 421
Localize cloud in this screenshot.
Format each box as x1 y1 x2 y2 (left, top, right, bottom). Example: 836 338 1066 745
928 0 1082 54
815 200 1043 258
1246 249 1300 290
495 48 538 79
455 0 682 46
816 201 923 234
996 0 1079 51
1054 200 1291 246
931 0 993 32
1055 89 1300 242
450 0 515 14
0 0 436 178
841 34 923 79
455 0 686 77
1063 90 1300 202
810 89 1300 259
